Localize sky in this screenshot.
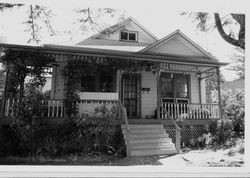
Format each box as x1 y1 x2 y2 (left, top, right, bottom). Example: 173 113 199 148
0 0 248 81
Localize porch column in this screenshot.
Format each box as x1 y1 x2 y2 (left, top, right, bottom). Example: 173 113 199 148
216 67 222 118
198 73 202 103
116 69 123 102
50 65 57 99
156 64 161 119
0 63 10 117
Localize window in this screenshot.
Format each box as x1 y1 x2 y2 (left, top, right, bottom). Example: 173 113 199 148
80 73 114 92
81 76 95 92
160 73 190 101
120 31 137 41
100 74 113 92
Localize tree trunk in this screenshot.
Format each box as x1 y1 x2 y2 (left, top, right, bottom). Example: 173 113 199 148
214 13 245 50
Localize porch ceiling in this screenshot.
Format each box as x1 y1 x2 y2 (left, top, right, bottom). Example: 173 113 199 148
0 43 228 67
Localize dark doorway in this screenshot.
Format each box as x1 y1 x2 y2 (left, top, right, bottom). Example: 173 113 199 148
122 74 141 118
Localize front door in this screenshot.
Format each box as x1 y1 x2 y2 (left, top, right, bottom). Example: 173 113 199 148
122 74 141 118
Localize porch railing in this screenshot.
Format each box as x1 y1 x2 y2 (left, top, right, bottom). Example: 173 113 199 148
161 102 220 120
2 98 118 118
2 98 65 118
77 100 118 116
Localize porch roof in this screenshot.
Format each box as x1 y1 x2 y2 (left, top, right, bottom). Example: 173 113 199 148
0 43 228 67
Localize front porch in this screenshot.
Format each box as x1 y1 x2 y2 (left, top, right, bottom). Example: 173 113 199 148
1 97 220 121
0 44 226 157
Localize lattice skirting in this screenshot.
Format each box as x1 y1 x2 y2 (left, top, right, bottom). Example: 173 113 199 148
163 124 208 146
1 124 125 155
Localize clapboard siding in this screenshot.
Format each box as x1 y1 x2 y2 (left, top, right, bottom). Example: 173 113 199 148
190 73 199 103
148 34 205 57
141 71 157 118
52 64 205 116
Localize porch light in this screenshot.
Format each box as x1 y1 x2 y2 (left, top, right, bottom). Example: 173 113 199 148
196 73 201 79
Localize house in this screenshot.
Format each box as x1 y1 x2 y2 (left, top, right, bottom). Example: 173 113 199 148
221 78 244 92
0 17 227 156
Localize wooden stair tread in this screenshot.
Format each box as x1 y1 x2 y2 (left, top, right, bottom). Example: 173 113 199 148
122 124 177 157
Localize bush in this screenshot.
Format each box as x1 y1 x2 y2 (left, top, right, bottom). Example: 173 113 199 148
222 89 244 138
1 102 124 157
209 119 234 146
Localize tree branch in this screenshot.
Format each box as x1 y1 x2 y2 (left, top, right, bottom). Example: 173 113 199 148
41 7 56 36
214 13 245 50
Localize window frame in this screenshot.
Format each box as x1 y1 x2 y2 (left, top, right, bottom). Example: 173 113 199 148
80 72 115 93
160 72 190 103
120 30 138 42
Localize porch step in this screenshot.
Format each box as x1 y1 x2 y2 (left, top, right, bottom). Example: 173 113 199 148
123 133 169 139
121 124 177 157
131 142 176 150
121 124 164 129
123 128 167 134
131 148 177 157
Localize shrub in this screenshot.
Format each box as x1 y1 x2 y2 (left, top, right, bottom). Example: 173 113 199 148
222 89 245 138
1 102 124 157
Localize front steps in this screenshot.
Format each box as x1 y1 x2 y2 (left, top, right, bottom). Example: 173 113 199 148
121 124 177 157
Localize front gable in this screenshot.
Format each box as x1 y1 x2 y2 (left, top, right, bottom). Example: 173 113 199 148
77 17 158 45
140 30 216 60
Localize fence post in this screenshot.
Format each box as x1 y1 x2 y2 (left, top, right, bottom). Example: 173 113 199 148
175 128 181 154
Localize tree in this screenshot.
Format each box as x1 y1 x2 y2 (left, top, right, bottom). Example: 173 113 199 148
0 3 24 11
0 3 125 44
0 68 4 97
181 12 245 50
227 47 245 79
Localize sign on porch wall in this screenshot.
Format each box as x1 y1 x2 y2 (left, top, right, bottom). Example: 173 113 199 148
142 88 150 94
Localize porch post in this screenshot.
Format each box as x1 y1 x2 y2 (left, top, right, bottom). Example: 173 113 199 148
0 63 10 117
156 64 161 119
50 64 57 99
216 67 222 118
198 76 202 103
116 69 123 102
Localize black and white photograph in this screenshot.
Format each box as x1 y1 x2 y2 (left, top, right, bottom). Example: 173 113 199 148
0 0 248 177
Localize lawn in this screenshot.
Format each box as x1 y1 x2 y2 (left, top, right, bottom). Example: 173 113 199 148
0 140 244 167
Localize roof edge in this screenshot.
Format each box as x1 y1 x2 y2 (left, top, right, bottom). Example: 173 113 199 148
139 30 218 61
77 17 158 44
0 43 228 67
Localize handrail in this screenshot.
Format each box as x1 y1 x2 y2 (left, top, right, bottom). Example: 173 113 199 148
118 101 130 131
162 107 181 154
118 100 130 157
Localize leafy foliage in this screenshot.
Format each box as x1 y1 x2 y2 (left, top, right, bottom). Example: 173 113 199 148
63 57 157 116
181 12 245 49
0 49 54 97
227 47 245 79
0 3 23 11
1 103 124 156
222 89 244 137
208 88 245 146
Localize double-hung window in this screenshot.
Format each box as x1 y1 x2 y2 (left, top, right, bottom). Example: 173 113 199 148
120 31 137 42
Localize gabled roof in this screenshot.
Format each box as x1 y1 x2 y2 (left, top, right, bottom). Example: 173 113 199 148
76 17 158 45
139 30 217 61
77 38 148 47
0 43 228 67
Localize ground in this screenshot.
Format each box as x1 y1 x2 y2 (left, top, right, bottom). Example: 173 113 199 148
0 143 244 167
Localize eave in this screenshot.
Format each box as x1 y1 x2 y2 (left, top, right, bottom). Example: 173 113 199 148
0 43 228 67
